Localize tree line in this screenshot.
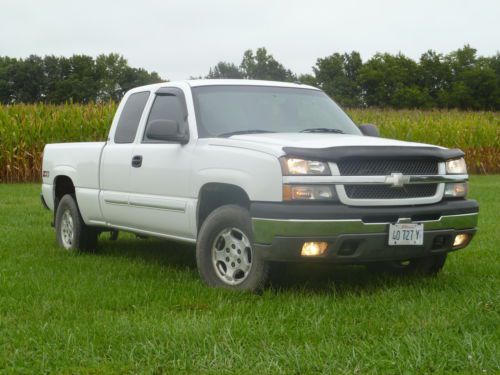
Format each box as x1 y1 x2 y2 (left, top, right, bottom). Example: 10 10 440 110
0 54 162 103
1 45 498 109
206 46 499 110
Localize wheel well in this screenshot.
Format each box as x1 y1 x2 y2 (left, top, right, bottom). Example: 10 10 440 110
54 175 75 212
197 183 250 232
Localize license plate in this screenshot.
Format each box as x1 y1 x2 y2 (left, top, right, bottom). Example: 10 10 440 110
388 223 424 246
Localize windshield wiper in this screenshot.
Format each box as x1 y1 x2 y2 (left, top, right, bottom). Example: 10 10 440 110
218 130 276 138
300 128 344 134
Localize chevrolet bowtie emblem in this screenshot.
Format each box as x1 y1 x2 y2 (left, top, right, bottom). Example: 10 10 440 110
385 172 410 188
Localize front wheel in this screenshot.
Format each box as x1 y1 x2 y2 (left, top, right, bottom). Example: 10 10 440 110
196 205 269 292
55 194 98 252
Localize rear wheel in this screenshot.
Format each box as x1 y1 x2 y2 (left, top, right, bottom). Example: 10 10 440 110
367 254 447 276
196 205 269 292
55 194 98 252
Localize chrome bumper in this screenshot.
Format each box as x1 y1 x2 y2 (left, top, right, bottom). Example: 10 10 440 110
252 210 477 263
252 212 478 244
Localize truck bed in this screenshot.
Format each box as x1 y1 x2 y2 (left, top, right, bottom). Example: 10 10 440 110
41 142 106 214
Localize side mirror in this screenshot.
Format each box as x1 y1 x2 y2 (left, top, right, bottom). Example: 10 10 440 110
146 119 189 144
359 124 380 137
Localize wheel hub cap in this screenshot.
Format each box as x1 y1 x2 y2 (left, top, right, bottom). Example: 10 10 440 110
61 209 74 249
212 228 253 285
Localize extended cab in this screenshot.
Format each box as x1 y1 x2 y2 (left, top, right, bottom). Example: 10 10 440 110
41 80 479 291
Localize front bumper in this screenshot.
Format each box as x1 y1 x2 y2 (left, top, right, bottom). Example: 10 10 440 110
251 199 478 263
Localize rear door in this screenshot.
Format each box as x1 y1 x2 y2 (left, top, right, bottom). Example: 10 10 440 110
99 91 150 227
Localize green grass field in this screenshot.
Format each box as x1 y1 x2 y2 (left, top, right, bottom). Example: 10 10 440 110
0 177 498 374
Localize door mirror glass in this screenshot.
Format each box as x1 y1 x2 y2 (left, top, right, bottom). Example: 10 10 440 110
359 124 380 137
146 119 188 144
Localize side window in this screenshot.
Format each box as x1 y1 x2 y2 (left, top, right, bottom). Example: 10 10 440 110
114 91 150 144
143 93 187 142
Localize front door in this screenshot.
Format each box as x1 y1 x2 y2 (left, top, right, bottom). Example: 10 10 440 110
127 88 195 240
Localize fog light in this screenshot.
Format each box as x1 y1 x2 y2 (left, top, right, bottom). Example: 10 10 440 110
453 233 470 248
283 185 335 201
301 242 328 256
444 182 468 198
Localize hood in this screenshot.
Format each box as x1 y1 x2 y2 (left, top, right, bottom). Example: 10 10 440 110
205 133 445 158
227 133 437 149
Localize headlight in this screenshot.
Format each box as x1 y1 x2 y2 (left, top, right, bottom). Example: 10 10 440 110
446 158 467 174
283 185 336 201
280 157 330 176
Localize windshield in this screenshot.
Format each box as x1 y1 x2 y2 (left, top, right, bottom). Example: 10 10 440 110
192 85 361 138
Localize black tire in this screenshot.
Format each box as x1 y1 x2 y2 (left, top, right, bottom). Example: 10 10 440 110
55 194 98 252
366 253 447 276
196 205 269 292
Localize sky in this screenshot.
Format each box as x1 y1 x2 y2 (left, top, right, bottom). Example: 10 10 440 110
1 0 499 81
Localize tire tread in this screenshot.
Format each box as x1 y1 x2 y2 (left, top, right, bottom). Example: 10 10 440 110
196 204 269 292
55 194 98 252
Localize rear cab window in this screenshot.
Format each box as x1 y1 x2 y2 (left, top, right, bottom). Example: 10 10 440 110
114 91 150 143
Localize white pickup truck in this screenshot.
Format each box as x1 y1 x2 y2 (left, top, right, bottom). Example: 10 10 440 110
41 80 478 291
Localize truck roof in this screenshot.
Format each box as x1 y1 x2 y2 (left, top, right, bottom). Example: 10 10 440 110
128 79 319 93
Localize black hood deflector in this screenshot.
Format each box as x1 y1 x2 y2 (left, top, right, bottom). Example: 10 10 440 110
282 146 464 162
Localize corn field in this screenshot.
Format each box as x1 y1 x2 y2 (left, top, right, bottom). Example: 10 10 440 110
0 104 498 182
0 103 116 182
348 109 499 174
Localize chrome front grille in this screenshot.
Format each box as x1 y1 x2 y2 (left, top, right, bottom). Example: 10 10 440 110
344 184 438 199
334 158 442 205
337 159 439 176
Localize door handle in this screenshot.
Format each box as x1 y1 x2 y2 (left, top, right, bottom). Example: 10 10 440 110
131 155 143 168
